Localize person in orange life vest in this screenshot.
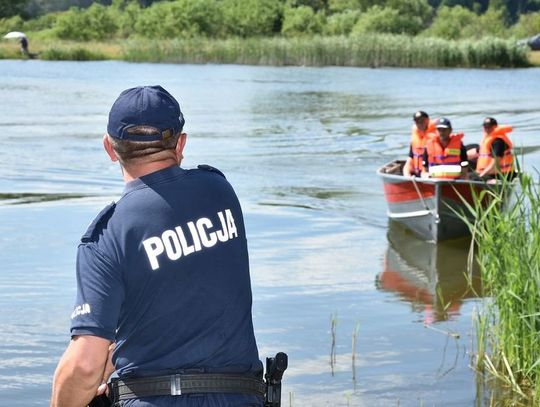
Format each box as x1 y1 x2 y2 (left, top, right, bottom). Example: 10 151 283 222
476 117 514 179
403 111 437 177
421 117 469 179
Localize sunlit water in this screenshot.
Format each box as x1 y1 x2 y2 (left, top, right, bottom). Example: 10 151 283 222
1 60 539 406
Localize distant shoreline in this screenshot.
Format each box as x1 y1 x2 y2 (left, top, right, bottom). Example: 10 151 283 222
1 35 537 68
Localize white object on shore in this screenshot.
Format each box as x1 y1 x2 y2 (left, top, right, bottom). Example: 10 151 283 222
4 31 26 39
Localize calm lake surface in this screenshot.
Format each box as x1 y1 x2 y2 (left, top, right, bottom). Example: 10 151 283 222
1 60 539 406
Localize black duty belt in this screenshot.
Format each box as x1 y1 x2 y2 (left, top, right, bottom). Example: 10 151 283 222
110 373 265 401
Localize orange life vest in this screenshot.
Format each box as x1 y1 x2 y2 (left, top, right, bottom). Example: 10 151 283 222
409 120 436 175
425 132 464 179
476 125 513 174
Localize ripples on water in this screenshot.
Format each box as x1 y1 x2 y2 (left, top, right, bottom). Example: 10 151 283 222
1 60 539 406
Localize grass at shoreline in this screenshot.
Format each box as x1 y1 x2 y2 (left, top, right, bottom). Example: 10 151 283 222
468 174 540 403
0 35 533 68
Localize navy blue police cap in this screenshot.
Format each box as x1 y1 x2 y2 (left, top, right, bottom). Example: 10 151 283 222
436 117 452 129
107 85 185 141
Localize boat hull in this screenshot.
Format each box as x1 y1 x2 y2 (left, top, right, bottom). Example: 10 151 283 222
378 160 498 242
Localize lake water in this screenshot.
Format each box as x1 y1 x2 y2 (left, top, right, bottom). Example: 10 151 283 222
1 60 539 406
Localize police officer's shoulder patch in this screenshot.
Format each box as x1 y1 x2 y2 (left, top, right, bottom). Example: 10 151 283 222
81 202 116 243
197 164 226 178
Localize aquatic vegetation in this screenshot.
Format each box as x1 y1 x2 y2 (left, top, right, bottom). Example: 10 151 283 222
40 46 107 61
351 322 359 383
330 312 337 376
121 35 529 68
0 34 530 67
466 173 540 403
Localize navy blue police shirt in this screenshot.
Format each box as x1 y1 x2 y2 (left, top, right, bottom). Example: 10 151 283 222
70 165 262 379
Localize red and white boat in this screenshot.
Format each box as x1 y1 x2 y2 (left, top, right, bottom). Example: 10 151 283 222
377 160 504 242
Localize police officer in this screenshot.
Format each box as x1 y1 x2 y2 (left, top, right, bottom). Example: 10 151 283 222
51 86 264 406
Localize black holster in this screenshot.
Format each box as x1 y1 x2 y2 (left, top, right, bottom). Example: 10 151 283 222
264 352 288 407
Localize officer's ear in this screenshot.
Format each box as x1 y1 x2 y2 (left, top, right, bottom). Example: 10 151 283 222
175 133 187 161
103 134 119 162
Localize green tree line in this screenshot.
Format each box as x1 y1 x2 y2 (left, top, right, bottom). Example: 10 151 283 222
3 0 540 21
1 0 540 41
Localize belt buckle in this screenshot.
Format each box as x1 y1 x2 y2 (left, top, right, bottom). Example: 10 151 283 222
170 374 182 396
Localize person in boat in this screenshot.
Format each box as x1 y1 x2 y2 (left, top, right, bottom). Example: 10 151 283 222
403 110 437 177
476 117 515 180
421 117 469 179
51 86 264 407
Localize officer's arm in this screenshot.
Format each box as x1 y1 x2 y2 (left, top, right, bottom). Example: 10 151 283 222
51 335 111 407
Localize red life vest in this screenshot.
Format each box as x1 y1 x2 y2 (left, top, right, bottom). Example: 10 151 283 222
425 133 464 178
409 120 436 175
476 125 513 174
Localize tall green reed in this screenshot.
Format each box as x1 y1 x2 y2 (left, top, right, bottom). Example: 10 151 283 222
1 35 529 67
120 35 529 68
464 173 540 402
40 47 107 61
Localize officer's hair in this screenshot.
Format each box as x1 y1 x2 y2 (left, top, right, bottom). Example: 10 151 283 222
108 126 179 166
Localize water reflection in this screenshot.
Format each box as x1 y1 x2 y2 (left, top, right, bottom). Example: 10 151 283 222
376 221 482 323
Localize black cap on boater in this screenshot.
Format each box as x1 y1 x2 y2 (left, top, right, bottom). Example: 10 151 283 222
413 111 429 121
107 85 185 142
483 117 498 127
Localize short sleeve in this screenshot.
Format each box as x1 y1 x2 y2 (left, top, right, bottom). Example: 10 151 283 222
70 243 125 341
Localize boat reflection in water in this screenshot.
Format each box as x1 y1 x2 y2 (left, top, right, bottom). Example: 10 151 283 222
376 221 482 324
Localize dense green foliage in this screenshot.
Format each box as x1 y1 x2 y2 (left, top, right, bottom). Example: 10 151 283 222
281 5 325 36
2 0 540 41
0 0 28 18
1 0 540 39
221 0 283 37
467 174 540 402
0 0 538 67
3 0 540 23
55 4 116 40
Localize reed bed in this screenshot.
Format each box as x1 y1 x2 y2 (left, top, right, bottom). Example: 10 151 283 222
40 47 108 61
466 174 540 403
0 39 121 61
3 34 527 67
121 35 529 68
